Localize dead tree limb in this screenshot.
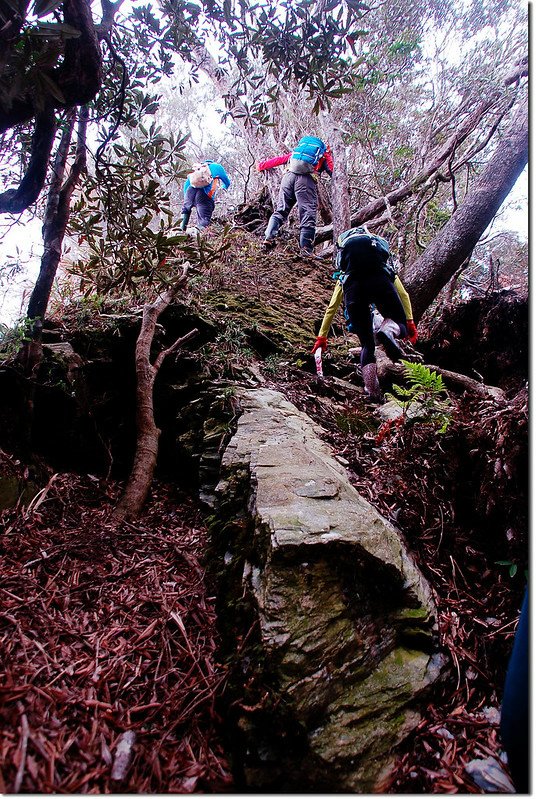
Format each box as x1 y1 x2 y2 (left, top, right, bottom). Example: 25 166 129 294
113 267 198 521
378 355 506 404
314 62 527 246
406 96 528 320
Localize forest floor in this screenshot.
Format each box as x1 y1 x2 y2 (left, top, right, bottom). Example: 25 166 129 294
0 225 528 793
0 385 526 794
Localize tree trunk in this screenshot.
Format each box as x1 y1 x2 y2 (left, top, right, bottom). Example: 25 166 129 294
26 109 88 323
113 270 198 521
0 0 102 133
113 302 162 521
406 98 528 320
321 114 350 242
17 107 88 457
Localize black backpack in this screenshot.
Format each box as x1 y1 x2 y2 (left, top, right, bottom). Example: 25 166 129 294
336 227 396 280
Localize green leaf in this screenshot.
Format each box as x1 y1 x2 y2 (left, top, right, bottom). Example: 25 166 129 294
38 72 66 103
32 0 63 17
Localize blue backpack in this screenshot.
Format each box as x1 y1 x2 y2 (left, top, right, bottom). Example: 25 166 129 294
289 136 327 174
336 226 396 280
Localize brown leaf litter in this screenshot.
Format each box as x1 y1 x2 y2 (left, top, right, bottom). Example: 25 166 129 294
0 474 232 793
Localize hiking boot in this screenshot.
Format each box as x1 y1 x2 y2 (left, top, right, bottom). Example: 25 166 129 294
299 225 316 252
264 215 282 242
262 238 277 251
362 362 383 403
376 319 403 362
299 247 327 260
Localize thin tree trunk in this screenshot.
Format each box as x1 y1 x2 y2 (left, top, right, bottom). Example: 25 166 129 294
27 111 87 318
22 108 88 376
406 97 528 320
321 114 351 243
113 269 198 521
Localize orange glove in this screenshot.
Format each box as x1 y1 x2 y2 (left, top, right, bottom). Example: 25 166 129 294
311 336 328 354
406 320 418 345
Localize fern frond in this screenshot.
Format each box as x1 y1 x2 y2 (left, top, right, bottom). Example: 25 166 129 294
385 360 453 431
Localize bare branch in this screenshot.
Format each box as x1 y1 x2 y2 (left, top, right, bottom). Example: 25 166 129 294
153 328 199 372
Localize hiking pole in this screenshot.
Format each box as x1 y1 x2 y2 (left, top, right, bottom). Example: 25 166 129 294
314 348 324 377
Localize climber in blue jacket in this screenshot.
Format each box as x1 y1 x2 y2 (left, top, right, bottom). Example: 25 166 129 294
181 160 231 230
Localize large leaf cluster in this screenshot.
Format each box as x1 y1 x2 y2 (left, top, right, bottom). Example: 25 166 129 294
67 120 193 296
159 0 369 118
0 0 81 115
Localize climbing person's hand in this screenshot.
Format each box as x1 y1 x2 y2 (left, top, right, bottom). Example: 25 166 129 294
311 336 328 354
406 320 418 345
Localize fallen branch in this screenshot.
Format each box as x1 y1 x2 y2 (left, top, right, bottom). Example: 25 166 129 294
428 366 505 402
378 355 506 403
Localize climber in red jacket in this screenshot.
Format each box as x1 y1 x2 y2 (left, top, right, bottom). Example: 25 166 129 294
257 135 333 257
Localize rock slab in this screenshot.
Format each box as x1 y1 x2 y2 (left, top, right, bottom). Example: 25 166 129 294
211 387 442 792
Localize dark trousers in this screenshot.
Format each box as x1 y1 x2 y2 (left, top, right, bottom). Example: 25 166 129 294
182 186 215 228
343 268 407 366
501 589 529 792
273 171 318 232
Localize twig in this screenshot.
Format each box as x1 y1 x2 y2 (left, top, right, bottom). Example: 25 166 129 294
23 473 59 518
13 703 30 793
111 730 136 781
153 328 199 371
484 618 518 638
435 505 444 554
